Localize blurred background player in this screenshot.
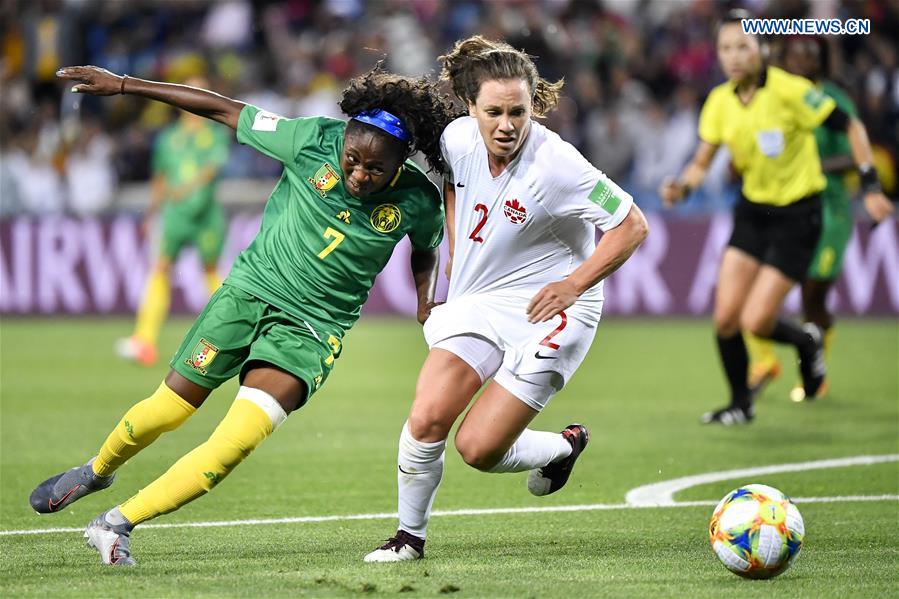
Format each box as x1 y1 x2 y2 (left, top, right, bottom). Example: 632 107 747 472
31 64 454 566
116 76 230 366
745 36 865 402
365 36 647 562
660 10 893 425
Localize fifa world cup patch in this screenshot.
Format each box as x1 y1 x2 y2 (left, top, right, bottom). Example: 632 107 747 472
185 338 219 375
252 110 283 132
308 163 341 197
588 178 622 214
503 198 527 224
370 204 402 233
803 88 825 109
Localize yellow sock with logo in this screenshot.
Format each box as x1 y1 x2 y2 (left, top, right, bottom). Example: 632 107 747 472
118 387 287 526
92 383 196 477
134 270 171 346
204 271 222 296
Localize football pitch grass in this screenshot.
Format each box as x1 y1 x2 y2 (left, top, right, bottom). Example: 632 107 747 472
1 317 896 597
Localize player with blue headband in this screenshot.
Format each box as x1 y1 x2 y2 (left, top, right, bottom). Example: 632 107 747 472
352 109 411 143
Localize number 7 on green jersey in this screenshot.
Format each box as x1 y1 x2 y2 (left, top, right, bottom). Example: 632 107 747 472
318 227 345 259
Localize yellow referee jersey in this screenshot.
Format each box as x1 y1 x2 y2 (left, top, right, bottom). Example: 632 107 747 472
699 66 837 206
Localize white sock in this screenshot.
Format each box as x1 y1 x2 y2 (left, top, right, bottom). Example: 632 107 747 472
487 428 572 473
397 421 446 539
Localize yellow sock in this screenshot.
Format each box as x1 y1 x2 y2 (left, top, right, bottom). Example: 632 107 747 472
119 388 286 525
204 270 222 296
134 270 171 346
93 383 196 477
745 333 778 370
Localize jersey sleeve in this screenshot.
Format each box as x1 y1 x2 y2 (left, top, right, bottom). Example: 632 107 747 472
826 83 858 119
439 117 478 184
698 89 723 145
782 72 837 130
235 104 322 164
407 188 445 250
548 142 634 232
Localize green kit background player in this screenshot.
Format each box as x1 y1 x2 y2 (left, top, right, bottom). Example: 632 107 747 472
746 36 875 401
31 64 457 566
118 76 231 366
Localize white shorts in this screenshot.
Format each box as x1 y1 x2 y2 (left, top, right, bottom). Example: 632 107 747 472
425 293 600 412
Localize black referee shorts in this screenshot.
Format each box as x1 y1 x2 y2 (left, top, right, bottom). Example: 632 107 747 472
727 194 822 282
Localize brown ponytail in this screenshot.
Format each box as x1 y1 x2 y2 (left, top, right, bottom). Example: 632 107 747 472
438 35 563 118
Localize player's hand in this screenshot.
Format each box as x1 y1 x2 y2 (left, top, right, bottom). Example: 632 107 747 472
527 280 578 323
659 177 685 208
57 66 124 96
418 301 443 325
444 256 453 282
862 191 894 224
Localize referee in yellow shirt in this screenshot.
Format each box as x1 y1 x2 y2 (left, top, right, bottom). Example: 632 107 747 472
660 10 893 425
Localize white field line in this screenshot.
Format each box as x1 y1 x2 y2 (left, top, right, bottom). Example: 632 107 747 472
1 494 896 537
625 454 899 507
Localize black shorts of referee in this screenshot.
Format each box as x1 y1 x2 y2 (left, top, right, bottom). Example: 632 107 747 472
728 193 822 282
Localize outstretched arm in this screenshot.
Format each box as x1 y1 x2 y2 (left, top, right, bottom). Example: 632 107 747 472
57 66 245 130
526 204 650 323
659 141 719 207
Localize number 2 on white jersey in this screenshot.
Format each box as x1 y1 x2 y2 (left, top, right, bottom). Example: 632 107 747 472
539 311 568 349
468 204 488 243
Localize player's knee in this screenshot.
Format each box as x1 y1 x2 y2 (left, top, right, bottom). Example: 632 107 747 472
740 310 773 337
454 431 501 472
406 410 452 444
713 312 740 337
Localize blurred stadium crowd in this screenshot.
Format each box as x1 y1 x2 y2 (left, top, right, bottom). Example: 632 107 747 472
1 0 897 217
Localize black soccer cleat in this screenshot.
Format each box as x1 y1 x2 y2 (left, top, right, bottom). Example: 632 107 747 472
701 403 754 426
798 323 826 398
527 424 589 496
363 529 425 562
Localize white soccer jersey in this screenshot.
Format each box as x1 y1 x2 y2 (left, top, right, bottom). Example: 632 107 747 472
422 117 634 400
440 116 633 313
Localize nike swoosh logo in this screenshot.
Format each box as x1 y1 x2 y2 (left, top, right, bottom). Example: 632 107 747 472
534 352 557 360
398 465 425 475
48 484 81 511
456 182 465 187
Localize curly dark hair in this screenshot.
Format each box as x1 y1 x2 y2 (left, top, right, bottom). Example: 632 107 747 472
339 64 460 176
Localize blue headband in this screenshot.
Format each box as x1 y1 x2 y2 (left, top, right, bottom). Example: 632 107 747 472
352 109 410 143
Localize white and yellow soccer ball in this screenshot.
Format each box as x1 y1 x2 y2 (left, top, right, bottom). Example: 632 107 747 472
708 484 804 579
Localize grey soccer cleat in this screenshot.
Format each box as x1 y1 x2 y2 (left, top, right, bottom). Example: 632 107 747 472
29 458 115 514
528 424 590 496
363 529 425 562
84 509 136 566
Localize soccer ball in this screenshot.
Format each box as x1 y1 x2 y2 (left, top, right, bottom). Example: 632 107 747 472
708 484 804 579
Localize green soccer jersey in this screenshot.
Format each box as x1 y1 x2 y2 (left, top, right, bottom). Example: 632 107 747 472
814 80 857 204
226 104 444 337
153 119 230 219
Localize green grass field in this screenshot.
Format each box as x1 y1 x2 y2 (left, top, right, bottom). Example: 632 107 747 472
1 317 896 597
